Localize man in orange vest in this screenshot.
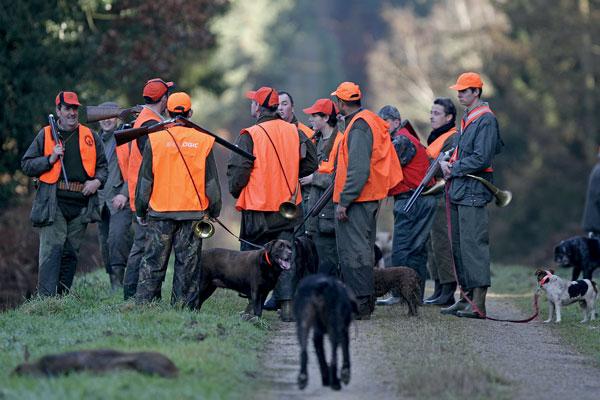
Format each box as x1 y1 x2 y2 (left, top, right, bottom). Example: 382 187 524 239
424 97 459 306
277 90 315 216
377 105 437 304
96 102 133 291
331 82 403 319
439 72 503 319
123 77 173 300
228 86 317 321
134 92 221 308
22 91 108 296
301 98 343 276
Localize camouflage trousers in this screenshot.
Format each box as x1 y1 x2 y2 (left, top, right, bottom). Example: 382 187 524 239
135 219 202 308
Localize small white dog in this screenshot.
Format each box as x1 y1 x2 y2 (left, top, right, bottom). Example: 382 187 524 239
535 268 598 323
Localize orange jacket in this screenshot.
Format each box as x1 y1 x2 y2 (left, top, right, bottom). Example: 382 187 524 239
128 107 162 211
148 126 215 212
317 131 343 174
333 110 403 203
298 122 314 141
40 125 96 184
426 127 457 159
115 143 130 181
236 119 301 211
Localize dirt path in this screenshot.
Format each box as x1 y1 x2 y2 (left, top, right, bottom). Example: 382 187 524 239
256 318 398 400
256 292 600 400
468 294 600 399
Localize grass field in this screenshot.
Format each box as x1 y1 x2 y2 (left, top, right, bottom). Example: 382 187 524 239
0 271 270 400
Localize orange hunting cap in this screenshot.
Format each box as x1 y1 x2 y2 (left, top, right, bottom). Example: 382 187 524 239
245 86 279 107
167 92 192 113
330 81 361 101
143 78 174 101
302 98 338 116
449 72 484 91
55 91 81 107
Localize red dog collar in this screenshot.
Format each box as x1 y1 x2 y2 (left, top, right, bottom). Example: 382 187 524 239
263 250 272 267
540 272 552 286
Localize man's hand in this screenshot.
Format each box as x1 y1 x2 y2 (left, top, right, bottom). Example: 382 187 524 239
111 194 128 210
82 179 101 196
136 216 147 226
48 144 64 164
299 174 313 186
335 205 349 222
440 160 452 180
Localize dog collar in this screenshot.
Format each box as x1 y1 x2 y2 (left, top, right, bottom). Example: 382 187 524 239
263 250 272 267
540 272 552 286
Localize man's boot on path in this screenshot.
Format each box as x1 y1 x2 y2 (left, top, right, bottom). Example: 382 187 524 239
424 279 441 302
456 287 487 319
440 289 472 316
425 282 457 306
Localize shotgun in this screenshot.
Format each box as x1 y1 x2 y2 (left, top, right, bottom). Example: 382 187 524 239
48 114 69 184
403 148 454 213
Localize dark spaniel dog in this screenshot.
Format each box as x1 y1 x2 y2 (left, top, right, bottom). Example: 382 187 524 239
554 236 600 280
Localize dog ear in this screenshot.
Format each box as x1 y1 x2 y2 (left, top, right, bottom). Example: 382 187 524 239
264 240 275 254
535 268 544 276
549 268 555 275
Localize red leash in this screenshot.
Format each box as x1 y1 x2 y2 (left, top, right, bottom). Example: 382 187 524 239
444 185 539 323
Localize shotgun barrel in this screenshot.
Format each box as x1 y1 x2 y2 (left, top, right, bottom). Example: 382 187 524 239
48 114 69 184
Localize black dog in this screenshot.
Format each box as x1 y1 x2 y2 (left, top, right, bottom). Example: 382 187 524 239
294 274 358 391
198 239 292 317
554 236 600 280
295 235 319 277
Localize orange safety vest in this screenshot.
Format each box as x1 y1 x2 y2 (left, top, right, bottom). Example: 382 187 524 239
148 126 215 212
333 110 403 203
40 125 96 184
426 127 457 159
115 143 129 181
298 122 315 142
236 119 301 211
450 105 494 172
317 131 343 174
128 107 162 211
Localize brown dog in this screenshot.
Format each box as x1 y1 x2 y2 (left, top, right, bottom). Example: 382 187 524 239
198 239 292 317
13 349 178 378
373 267 421 316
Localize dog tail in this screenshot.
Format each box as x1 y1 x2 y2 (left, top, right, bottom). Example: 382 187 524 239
592 280 598 294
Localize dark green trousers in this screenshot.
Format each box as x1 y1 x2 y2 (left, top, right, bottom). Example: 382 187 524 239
335 201 379 297
313 232 339 276
450 203 491 289
38 208 87 296
428 195 455 284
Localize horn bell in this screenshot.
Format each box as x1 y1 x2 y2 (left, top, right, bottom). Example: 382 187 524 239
279 201 299 220
193 220 215 239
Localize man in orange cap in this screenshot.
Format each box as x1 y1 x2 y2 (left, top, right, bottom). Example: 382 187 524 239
123 77 173 300
301 98 343 276
227 86 317 321
439 72 504 319
134 92 221 308
22 91 108 296
330 81 403 319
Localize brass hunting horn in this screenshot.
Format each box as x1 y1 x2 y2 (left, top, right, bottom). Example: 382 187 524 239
279 183 300 220
192 218 215 239
465 174 512 207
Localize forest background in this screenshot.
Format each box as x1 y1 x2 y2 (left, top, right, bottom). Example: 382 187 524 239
0 0 598 270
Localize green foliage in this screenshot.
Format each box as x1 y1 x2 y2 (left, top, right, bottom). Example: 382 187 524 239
0 270 271 399
0 0 228 210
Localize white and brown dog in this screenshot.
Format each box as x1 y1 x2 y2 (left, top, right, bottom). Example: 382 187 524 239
535 268 598 323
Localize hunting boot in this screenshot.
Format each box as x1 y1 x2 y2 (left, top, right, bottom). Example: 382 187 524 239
425 282 457 306
280 300 295 322
456 287 487 319
376 293 401 306
109 266 125 292
263 295 278 311
424 279 441 302
440 289 472 315
355 296 372 320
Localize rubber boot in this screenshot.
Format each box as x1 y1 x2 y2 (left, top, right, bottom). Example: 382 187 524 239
376 294 401 306
280 300 295 322
424 279 441 302
425 282 457 306
440 289 472 315
457 287 487 319
109 266 125 292
263 295 278 311
123 284 137 301
355 296 372 320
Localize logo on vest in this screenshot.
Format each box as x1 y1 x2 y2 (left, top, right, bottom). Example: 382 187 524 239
181 142 198 148
84 135 94 147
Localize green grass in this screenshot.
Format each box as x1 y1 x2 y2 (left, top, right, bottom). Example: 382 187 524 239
0 270 272 400
491 264 600 365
